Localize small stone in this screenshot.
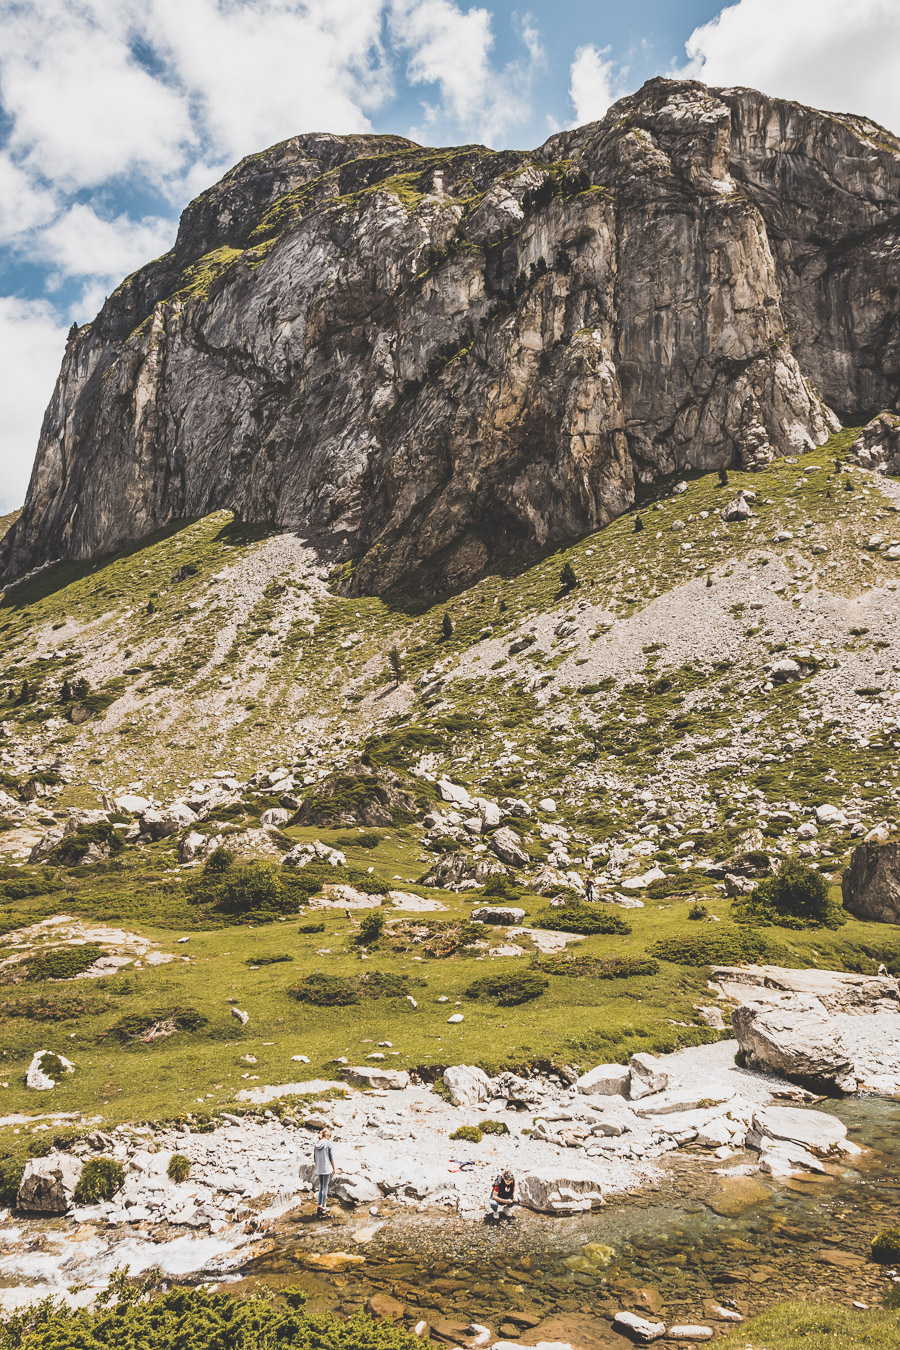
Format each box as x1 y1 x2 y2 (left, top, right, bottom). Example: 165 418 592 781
447 1013 464 1024
667 1327 713 1341
612 1311 665 1342
231 1007 250 1025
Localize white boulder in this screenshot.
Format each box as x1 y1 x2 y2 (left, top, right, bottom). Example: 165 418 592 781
442 1064 492 1106
17 1154 83 1214
26 1050 75 1091
575 1064 630 1097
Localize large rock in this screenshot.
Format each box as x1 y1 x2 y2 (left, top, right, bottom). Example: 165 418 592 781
748 1105 850 1157
848 412 900 473
575 1064 630 1097
17 1154 83 1213
340 1066 410 1090
25 1050 75 1091
732 1000 858 1092
470 906 525 926
8 80 881 595
518 1168 605 1214
442 1064 492 1106
842 840 900 924
140 804 198 839
627 1053 668 1100
489 828 529 869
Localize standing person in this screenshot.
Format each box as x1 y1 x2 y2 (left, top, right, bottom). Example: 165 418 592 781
585 876 595 903
313 1125 334 1217
489 1170 516 1220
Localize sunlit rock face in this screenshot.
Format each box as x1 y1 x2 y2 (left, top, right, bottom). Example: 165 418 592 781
4 78 899 594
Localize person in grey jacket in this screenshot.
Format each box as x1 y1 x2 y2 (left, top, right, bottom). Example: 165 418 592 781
313 1126 334 1216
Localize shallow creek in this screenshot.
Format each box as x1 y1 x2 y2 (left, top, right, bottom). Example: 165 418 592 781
1 1099 898 1340
236 1098 900 1339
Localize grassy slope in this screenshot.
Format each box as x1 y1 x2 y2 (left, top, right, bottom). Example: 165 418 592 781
2 431 900 1129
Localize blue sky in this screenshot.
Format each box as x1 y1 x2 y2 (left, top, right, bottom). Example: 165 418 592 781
2 0 899 513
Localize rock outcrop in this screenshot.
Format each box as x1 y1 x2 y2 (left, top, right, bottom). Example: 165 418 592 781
717 964 900 1093
842 840 900 924
5 79 899 593
17 1154 83 1213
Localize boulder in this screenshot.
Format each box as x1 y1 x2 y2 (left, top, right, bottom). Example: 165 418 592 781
575 1064 630 1097
611 1311 665 1342
667 1328 713 1342
332 1174 381 1205
470 906 526 926
749 1105 849 1157
517 1168 605 1213
442 1064 492 1105
230 1007 250 1025
500 797 532 819
17 1154 83 1213
25 1050 75 1091
366 1294 405 1321
628 1053 668 1100
260 807 291 826
769 658 802 682
140 804 198 839
489 827 529 868
721 492 752 522
114 793 150 814
437 779 475 810
842 840 900 924
732 1001 858 1092
341 1066 410 1090
178 830 207 863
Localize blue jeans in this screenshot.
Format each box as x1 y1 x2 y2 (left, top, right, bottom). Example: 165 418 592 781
317 1173 331 1209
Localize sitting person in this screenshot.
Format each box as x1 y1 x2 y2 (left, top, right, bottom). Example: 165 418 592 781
489 1170 516 1220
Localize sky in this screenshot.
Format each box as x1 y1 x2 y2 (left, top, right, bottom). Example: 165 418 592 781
1 0 899 513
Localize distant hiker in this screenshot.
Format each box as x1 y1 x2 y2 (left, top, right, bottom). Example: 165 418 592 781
314 1126 334 1217
585 876 596 903
489 1170 516 1220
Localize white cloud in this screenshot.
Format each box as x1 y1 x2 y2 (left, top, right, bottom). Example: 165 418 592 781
391 0 541 145
36 206 176 286
568 44 627 127
0 0 193 190
681 0 900 134
0 153 57 245
0 297 68 513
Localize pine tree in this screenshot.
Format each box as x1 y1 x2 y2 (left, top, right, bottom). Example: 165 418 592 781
441 612 455 640
72 677 90 700
59 678 72 703
16 678 31 705
560 562 578 591
718 466 729 486
388 646 403 685
634 516 643 533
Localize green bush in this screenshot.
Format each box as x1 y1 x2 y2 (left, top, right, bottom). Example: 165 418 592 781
26 944 103 981
871 1228 900 1263
734 859 845 929
288 971 417 1006
688 902 708 920
297 922 325 934
335 831 382 849
450 1124 482 1142
650 926 784 967
465 972 549 1005
0 1156 25 1208
167 1154 191 1183
245 953 293 966
0 1278 430 1350
108 1006 208 1043
533 905 631 936
73 1156 124 1204
48 823 124 866
539 954 659 979
482 875 527 902
480 1119 509 1136
359 910 386 945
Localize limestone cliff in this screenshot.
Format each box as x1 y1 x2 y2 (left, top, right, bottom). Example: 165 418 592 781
4 78 899 594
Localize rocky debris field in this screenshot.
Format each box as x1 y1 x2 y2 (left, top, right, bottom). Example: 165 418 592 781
0 1038 869 1320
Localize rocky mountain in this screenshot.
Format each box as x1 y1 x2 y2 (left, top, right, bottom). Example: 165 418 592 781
3 79 899 594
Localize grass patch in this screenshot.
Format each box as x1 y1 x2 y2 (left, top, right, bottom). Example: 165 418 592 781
719 1301 900 1350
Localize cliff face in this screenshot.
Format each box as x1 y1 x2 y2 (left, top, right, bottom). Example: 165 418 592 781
4 79 900 594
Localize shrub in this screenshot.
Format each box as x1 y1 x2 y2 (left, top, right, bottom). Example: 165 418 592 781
650 926 785 967
480 1119 509 1136
0 1156 25 1208
49 823 124 866
288 971 418 1006
73 1156 124 1204
167 1154 191 1183
482 875 526 902
539 954 659 979
359 910 386 945
0 1278 431 1350
334 831 382 848
450 1124 482 1143
26 944 104 981
871 1228 900 1263
688 902 708 921
559 562 578 591
734 859 845 929
245 953 294 966
108 1006 208 1043
297 922 325 934
465 972 549 1005
533 905 631 936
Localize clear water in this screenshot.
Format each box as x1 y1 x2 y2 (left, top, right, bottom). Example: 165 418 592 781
239 1097 900 1332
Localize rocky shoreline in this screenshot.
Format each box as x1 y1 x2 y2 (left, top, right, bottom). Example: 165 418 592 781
0 1036 874 1321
